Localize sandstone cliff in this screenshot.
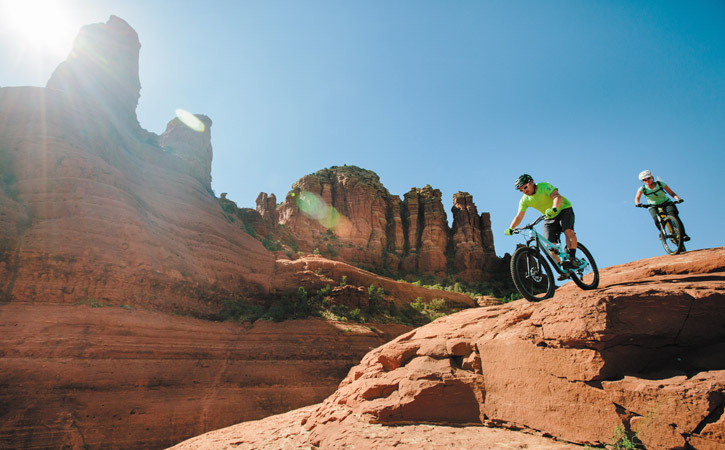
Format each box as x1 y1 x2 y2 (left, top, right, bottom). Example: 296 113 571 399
0 303 411 449
249 166 506 284
0 16 276 315
171 247 725 450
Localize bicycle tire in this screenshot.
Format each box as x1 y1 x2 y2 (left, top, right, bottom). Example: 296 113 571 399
510 246 555 302
569 242 599 290
661 215 684 255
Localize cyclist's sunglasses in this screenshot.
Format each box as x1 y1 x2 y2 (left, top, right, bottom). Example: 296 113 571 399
518 181 531 191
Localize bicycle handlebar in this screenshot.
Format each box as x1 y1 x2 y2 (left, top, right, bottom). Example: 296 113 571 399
636 199 683 208
511 214 546 234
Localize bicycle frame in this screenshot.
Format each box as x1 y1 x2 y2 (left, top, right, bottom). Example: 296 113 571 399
638 200 683 236
519 217 590 276
637 200 685 254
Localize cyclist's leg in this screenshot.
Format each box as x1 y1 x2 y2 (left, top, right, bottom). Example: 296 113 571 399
648 206 661 233
558 208 577 257
543 218 561 263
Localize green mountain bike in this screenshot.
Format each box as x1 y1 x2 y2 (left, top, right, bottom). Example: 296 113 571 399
509 215 599 301
636 200 686 255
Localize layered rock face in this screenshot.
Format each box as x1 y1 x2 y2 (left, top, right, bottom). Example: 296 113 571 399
0 303 410 449
255 166 504 282
0 16 275 314
172 247 725 450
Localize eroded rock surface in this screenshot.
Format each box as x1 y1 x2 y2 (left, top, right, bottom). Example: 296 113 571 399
172 247 725 450
0 303 410 449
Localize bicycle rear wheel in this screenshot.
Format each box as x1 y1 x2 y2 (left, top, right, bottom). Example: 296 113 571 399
569 243 599 290
661 215 684 255
510 246 554 302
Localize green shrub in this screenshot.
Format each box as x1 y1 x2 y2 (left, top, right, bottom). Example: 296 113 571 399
610 425 641 450
411 297 451 322
262 235 282 251
218 298 265 323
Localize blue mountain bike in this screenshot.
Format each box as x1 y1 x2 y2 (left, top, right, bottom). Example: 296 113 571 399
509 215 599 301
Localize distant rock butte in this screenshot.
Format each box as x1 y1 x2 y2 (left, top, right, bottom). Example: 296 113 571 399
248 166 505 282
172 247 725 450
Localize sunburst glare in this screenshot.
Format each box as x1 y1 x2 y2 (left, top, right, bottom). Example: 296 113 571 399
0 0 76 58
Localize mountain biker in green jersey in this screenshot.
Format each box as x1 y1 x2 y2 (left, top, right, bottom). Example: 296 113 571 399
634 169 690 241
505 174 579 274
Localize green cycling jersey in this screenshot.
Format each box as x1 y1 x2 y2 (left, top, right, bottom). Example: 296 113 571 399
638 180 669 205
518 182 572 217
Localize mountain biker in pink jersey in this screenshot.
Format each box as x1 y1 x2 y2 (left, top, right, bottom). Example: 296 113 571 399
505 174 579 274
634 169 690 241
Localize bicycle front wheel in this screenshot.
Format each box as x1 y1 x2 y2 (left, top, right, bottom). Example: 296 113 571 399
569 242 599 290
510 246 554 302
661 215 684 255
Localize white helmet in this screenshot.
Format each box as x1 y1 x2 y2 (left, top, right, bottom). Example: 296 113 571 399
638 170 653 181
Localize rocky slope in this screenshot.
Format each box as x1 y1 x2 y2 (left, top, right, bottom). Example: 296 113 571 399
172 247 725 450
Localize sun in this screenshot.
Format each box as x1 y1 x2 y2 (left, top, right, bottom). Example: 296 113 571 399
0 0 77 57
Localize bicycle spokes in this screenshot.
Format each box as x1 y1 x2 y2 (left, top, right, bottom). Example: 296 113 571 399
510 247 554 301
661 216 684 255
568 243 599 290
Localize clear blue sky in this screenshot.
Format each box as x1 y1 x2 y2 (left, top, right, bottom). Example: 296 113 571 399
1 1 723 270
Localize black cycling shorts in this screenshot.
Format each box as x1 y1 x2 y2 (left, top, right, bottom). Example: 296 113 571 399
543 207 575 244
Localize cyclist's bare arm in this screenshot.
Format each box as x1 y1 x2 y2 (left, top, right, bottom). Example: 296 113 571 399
509 210 526 229
664 184 681 201
550 189 563 209
635 189 642 205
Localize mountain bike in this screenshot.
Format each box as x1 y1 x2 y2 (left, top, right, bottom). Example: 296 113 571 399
509 215 599 301
636 200 686 255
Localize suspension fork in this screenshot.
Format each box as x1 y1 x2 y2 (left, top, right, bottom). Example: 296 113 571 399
655 208 668 235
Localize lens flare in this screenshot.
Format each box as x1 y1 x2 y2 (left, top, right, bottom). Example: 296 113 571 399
296 191 351 232
175 109 205 132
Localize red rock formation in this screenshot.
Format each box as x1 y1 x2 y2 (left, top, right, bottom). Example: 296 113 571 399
46 15 142 130
450 191 486 279
275 166 396 267
171 247 725 450
257 168 504 283
255 192 278 225
0 303 410 449
0 18 276 315
403 185 449 277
